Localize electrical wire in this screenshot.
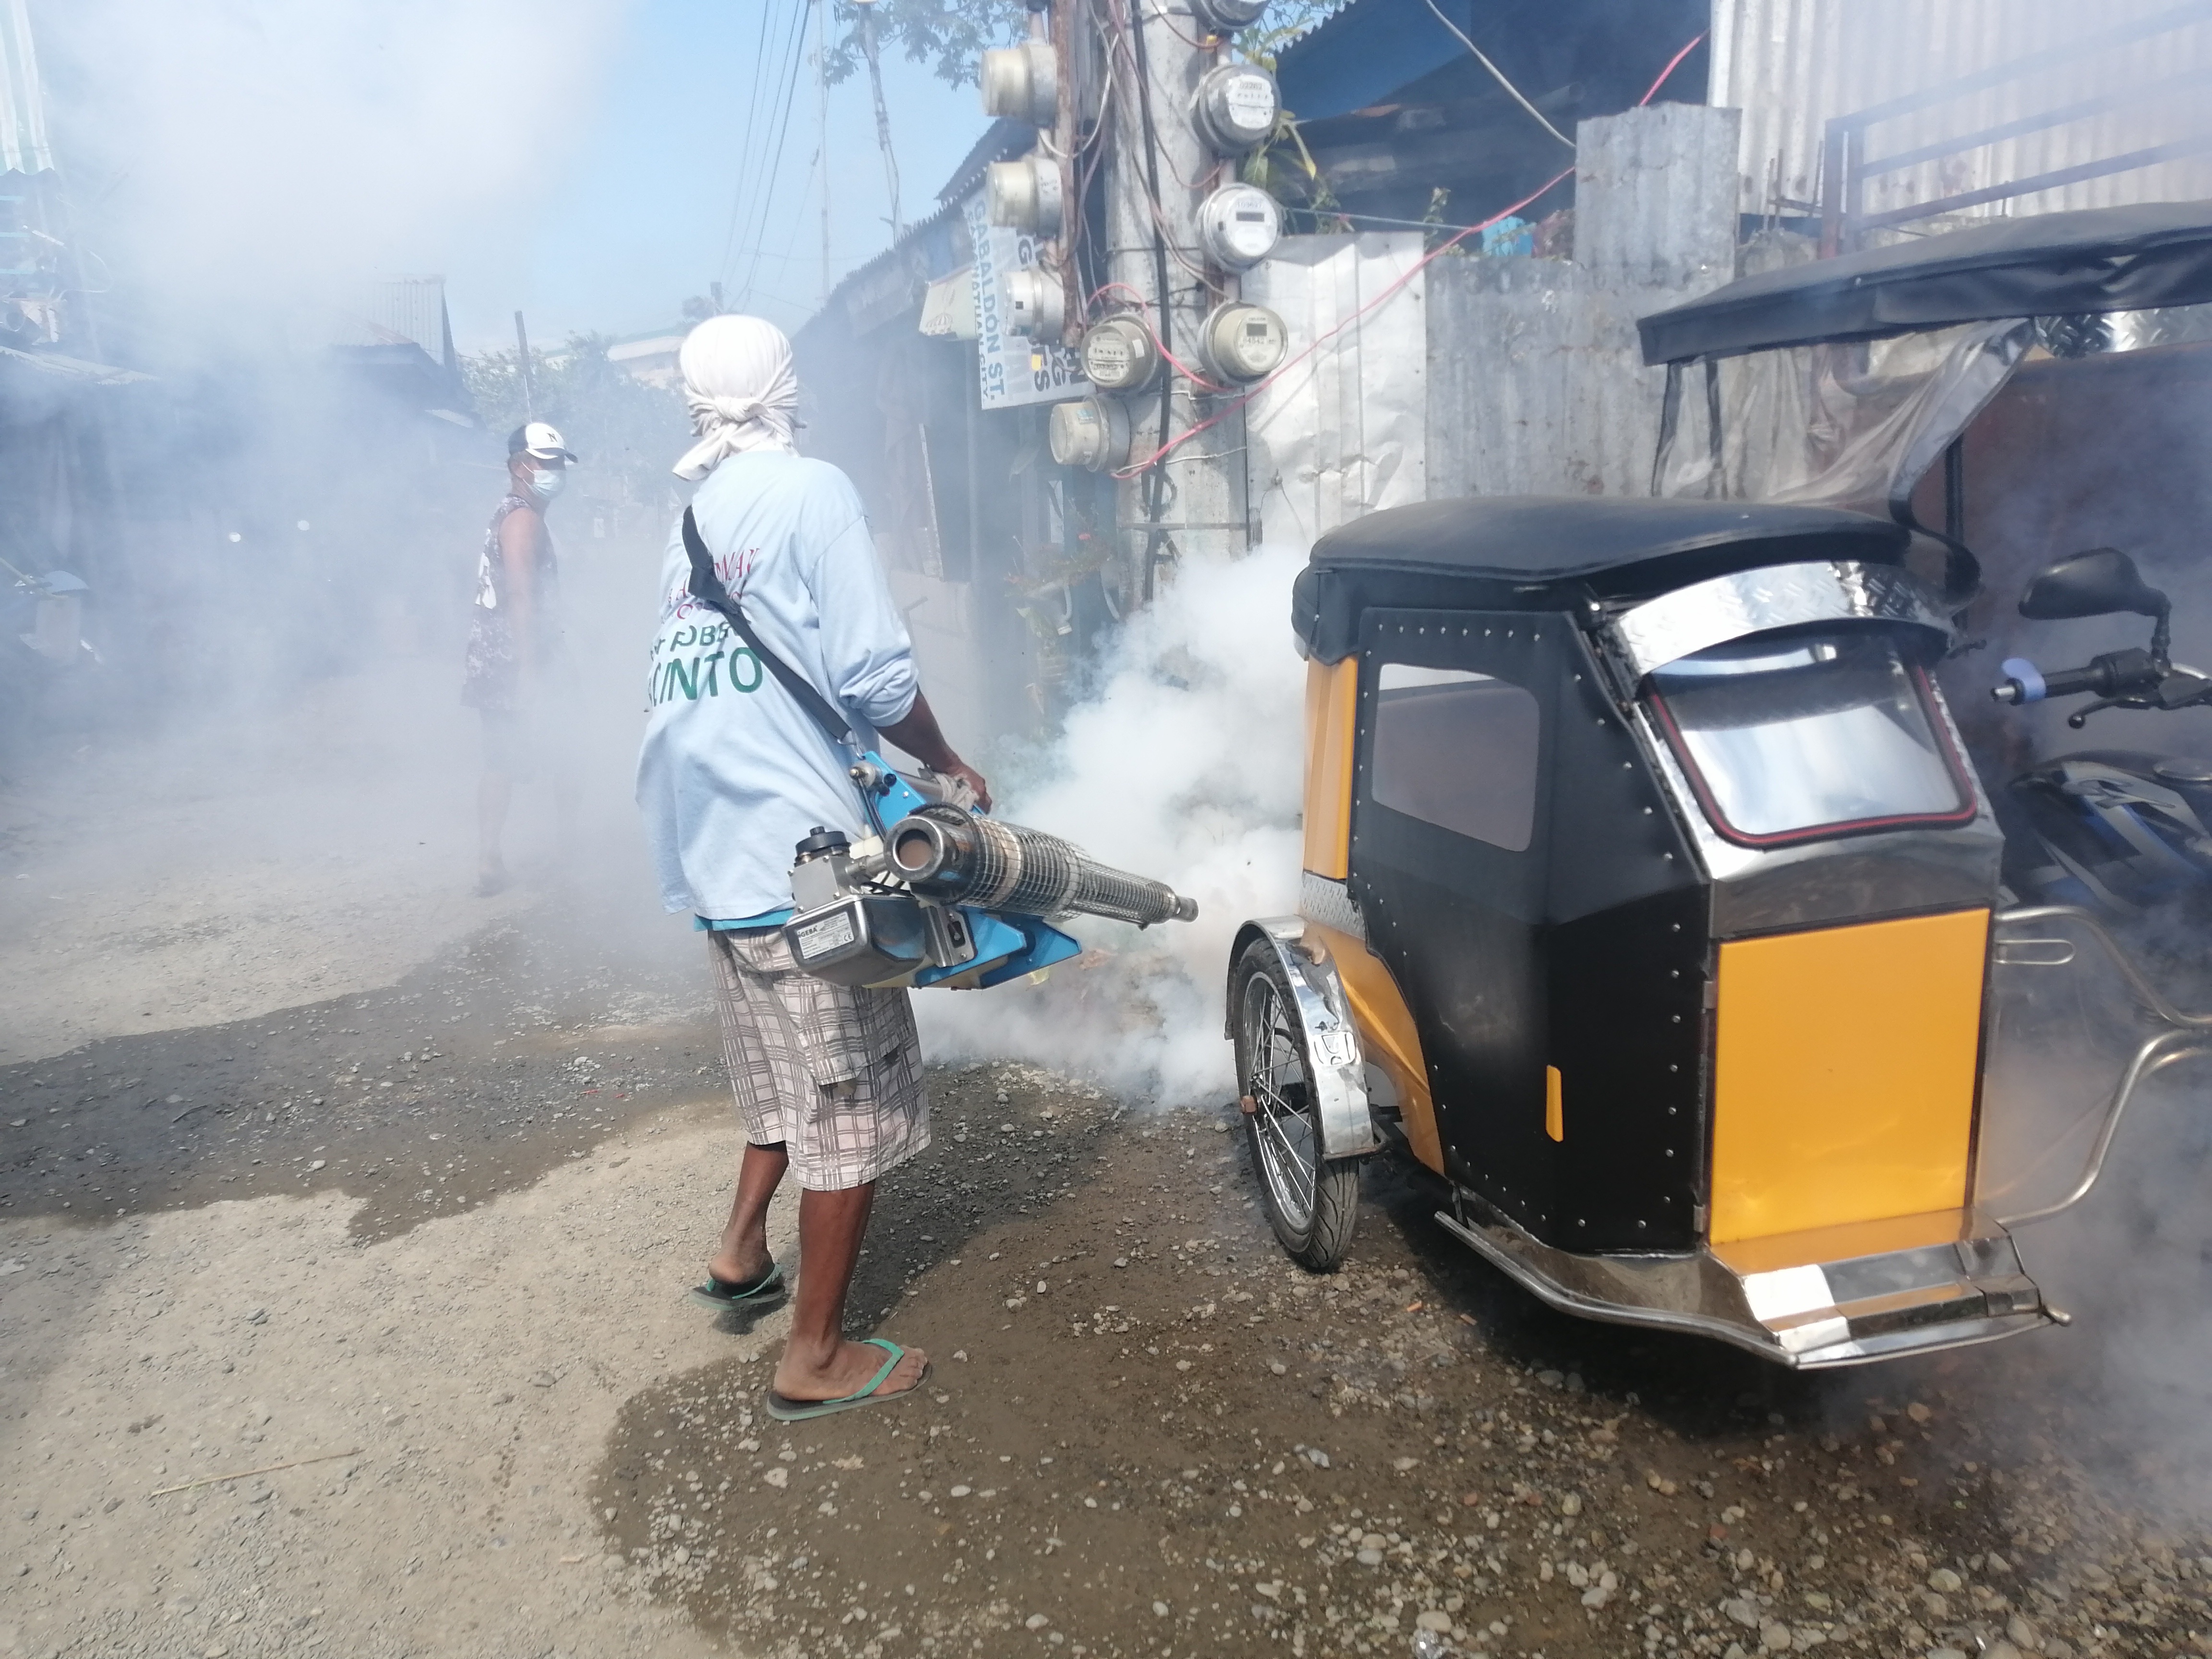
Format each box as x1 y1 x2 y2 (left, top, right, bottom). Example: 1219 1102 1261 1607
1112 165 1576 480
1417 0 1573 149
731 1 817 306
1118 0 1181 601
1142 0 1217 53
1637 31 1707 107
720 4 809 297
716 0 798 283
1095 1 1226 293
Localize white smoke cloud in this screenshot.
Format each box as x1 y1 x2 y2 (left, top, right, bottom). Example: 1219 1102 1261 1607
914 544 1310 1104
37 0 634 327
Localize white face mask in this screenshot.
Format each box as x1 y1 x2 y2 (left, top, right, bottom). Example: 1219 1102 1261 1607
527 466 566 501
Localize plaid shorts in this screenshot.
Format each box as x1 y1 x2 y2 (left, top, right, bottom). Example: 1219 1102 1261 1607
705 927 929 1190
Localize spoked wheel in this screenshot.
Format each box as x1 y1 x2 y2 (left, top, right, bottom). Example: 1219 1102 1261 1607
1232 939 1361 1271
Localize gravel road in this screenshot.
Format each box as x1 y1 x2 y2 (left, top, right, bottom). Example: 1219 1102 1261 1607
3 901 2209 1659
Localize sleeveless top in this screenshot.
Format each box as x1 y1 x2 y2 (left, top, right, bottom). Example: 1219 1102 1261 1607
461 494 558 710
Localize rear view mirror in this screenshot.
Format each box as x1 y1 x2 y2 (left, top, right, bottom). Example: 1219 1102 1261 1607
2019 548 2169 622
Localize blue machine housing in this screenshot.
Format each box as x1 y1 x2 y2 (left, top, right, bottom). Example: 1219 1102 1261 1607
855 751 1084 990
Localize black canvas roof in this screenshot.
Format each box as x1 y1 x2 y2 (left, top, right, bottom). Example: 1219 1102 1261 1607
1639 201 2212 364
1294 496 1907 663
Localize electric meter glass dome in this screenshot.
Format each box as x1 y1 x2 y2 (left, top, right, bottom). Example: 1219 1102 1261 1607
1004 269 1064 338
1191 0 1269 27
1079 315 1161 393
986 156 1063 236
1200 302 1288 383
1198 183 1282 269
979 40 1056 125
1193 64 1279 155
1048 397 1130 472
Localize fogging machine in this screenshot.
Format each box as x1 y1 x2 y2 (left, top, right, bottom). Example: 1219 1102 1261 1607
683 509 1196 992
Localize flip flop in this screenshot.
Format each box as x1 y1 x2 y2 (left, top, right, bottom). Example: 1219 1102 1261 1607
764 1338 932 1422
688 1261 787 1311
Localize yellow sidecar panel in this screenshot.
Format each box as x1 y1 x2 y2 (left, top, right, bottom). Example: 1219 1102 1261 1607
1711 908 1989 1243
1302 658 1358 879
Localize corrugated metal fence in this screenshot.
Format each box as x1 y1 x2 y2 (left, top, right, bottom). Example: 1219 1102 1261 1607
1712 0 2212 232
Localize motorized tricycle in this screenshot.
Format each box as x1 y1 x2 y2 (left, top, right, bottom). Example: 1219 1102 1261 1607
1226 202 2212 1367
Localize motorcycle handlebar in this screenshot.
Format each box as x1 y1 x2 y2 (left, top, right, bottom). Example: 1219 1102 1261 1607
1992 649 2166 706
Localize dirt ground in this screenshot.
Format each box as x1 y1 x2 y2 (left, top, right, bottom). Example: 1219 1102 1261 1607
4 639 2212 1657
6 917 2212 1659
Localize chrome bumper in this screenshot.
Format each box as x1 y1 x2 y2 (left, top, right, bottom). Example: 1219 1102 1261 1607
1435 1197 2056 1369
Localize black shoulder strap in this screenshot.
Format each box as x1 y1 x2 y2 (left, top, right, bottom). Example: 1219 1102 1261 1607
682 506 856 749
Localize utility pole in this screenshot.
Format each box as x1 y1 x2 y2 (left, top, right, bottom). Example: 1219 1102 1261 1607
513 310 535 418
814 0 833 307
1101 0 1248 598
852 0 902 240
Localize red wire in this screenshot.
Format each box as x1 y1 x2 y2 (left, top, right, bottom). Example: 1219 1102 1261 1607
1637 31 1707 107
1113 166 1576 479
1088 281 1152 309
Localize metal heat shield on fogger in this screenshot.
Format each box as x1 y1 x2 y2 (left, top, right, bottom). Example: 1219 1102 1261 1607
782 784 1199 991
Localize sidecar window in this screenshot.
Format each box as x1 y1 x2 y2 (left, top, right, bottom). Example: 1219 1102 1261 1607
1371 664 1540 851
1646 625 1972 847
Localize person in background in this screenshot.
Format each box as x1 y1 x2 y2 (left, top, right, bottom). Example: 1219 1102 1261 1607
463 421 575 896
636 314 989 1420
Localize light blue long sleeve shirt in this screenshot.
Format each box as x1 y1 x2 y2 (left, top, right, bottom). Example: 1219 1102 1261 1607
635 451 919 920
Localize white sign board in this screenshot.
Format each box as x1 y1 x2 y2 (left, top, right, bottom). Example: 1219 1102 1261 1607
964 192 1088 410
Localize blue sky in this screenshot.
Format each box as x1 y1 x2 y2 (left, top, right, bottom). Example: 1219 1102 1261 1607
441 0 992 352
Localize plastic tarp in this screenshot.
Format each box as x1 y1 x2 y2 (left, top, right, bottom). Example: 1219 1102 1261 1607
1242 232 1429 550
1638 202 2212 365
1655 318 2032 517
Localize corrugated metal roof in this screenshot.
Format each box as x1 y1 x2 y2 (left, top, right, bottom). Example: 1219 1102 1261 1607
1713 0 2212 227
0 0 53 176
369 277 450 365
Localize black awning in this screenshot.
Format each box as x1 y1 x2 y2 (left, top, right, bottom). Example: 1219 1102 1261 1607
1638 201 2212 364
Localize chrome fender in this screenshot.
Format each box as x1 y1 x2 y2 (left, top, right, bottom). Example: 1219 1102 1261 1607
1227 917 1382 1159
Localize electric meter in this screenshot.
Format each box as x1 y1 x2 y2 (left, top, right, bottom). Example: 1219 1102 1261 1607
1197 301 1288 383
986 155 1063 236
1197 182 1282 269
1190 0 1269 28
1192 63 1279 156
1004 268 1065 338
1048 397 1132 472
979 40 1057 126
1079 314 1162 394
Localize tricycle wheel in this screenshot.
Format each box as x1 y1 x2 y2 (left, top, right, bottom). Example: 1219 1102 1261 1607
1232 939 1360 1272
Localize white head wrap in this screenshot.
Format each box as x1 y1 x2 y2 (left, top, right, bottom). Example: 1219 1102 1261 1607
672 314 799 480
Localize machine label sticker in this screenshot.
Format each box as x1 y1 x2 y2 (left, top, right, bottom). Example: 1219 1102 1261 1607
795 912 858 958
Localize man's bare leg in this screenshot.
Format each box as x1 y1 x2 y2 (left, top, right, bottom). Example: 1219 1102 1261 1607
708 1140 787 1286
772 1181 928 1403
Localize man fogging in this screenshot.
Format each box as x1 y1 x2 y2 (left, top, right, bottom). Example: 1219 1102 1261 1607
464 421 576 896
636 315 995 1420
636 316 1197 1421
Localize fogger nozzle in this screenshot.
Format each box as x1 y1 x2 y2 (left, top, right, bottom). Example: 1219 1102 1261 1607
888 806 1199 927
